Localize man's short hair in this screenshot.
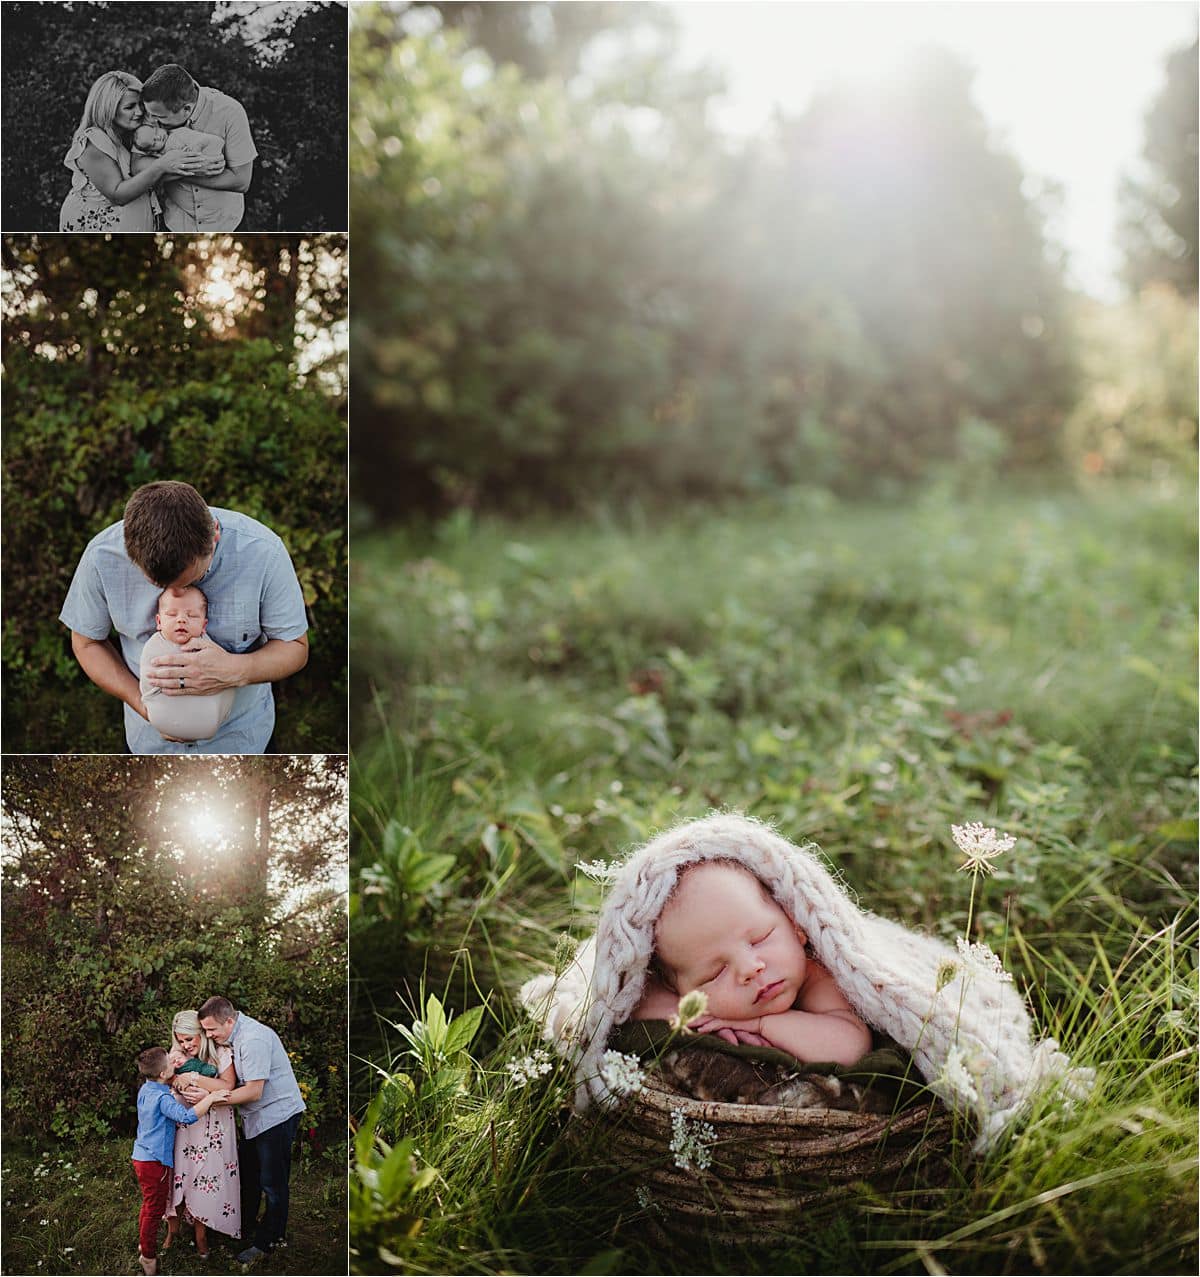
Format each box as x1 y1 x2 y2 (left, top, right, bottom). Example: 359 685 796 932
141 64 199 110
138 1046 170 1078
123 481 213 586
198 996 237 1022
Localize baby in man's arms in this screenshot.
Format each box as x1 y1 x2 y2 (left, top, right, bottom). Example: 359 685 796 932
632 859 872 1066
132 122 226 165
139 586 236 742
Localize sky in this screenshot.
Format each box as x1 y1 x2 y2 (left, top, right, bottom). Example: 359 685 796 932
670 1 1198 298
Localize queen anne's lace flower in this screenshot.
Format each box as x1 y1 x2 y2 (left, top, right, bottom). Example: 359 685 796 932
952 822 1015 875
598 1050 645 1097
955 936 1014 983
505 1048 554 1087
669 1108 717 1173
939 1043 980 1105
576 860 620 883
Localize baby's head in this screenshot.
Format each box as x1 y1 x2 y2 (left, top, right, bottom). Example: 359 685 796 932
137 1045 173 1083
156 585 208 645
652 860 809 1022
132 122 168 154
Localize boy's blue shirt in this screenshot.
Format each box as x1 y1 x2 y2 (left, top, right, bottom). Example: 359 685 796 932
131 1079 197 1166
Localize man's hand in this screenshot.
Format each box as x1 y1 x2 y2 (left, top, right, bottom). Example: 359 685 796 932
147 636 243 696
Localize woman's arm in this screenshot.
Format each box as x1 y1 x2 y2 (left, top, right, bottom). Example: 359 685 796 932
76 142 217 206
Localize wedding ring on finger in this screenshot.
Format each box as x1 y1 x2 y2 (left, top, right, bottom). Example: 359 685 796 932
179 677 185 690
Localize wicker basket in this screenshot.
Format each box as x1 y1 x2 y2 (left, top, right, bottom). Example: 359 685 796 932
578 1072 956 1243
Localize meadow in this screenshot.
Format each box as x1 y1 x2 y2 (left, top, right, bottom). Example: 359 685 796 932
350 478 1197 1275
1 1138 346 1277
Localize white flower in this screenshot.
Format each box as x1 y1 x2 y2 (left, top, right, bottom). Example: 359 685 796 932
939 1044 979 1105
505 1048 554 1087
634 1185 654 1210
952 822 1015 876
669 1107 717 1173
576 859 619 883
598 1050 645 1097
670 989 708 1031
39 1218 48 1226
955 936 1014 983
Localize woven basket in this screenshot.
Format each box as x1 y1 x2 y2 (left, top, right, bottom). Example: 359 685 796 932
578 1072 956 1243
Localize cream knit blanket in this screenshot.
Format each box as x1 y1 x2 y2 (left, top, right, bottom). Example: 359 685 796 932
520 812 1092 1152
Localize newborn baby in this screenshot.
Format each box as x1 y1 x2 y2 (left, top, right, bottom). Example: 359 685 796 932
138 586 236 743
132 121 226 165
632 860 872 1066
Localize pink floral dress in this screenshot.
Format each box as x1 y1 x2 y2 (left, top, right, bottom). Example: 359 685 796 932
165 1044 242 1237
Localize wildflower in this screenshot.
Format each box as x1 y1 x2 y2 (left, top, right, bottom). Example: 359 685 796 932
634 1184 660 1213
669 1108 717 1173
935 961 959 992
939 1044 979 1106
40 1218 48 1226
598 1050 645 1097
670 989 708 1031
955 936 1014 983
505 1048 554 1087
951 822 1015 876
576 859 619 883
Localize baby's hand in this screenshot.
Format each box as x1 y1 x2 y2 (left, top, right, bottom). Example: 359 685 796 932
690 1015 771 1047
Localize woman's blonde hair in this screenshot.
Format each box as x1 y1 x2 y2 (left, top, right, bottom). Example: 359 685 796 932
170 1008 222 1070
72 70 143 150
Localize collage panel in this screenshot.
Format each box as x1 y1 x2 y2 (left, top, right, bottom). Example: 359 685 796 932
1 0 348 234
347 4 1198 1277
2 232 347 756
0 755 348 1276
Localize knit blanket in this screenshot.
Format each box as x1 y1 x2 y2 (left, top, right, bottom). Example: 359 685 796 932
520 812 1093 1152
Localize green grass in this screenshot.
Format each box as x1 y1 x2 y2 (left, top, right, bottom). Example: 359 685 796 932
350 480 1197 1274
1 1137 346 1276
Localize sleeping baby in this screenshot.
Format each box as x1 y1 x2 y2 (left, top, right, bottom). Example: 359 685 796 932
132 121 226 166
139 586 236 743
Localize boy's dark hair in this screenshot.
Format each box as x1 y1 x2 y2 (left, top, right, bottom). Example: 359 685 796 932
198 995 236 1022
137 1046 170 1079
123 482 213 587
141 64 199 110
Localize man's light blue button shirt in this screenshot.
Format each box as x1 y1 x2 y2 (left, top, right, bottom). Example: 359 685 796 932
60 507 307 754
227 1012 306 1141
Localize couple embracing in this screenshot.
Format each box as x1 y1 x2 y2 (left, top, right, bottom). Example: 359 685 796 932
133 997 304 1274
61 64 255 232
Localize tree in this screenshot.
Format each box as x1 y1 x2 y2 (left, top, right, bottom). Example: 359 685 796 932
1120 38 1199 297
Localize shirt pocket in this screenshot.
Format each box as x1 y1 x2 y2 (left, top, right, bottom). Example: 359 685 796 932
208 601 261 653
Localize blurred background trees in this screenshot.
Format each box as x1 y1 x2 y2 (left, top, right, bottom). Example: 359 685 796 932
1 232 347 753
350 2 1197 519
1 0 347 232
1 755 347 1144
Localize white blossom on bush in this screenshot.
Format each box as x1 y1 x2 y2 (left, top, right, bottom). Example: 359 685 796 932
599 1050 645 1097
505 1048 554 1087
952 822 1015 876
669 1108 717 1173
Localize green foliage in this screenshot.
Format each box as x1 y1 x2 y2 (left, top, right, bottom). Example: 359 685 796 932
351 482 1197 1272
1120 38 1199 298
350 6 1076 516
2 233 347 752
0 0 347 231
1062 288 1199 480
1 757 347 1146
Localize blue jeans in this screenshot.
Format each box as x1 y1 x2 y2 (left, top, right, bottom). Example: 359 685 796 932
240 1112 302 1251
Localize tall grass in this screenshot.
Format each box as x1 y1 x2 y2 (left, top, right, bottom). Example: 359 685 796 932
351 481 1197 1274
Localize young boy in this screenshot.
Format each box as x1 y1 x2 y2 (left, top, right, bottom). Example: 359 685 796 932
138 585 237 742
631 860 872 1065
132 1046 228 1275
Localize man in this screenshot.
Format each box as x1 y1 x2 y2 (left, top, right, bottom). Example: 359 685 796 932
195 997 306 1266
60 480 309 754
138 63 257 230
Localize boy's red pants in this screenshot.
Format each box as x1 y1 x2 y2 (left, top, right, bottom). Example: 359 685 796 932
131 1159 171 1258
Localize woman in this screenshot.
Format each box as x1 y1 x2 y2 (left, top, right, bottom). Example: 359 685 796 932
162 1008 241 1257
59 71 216 231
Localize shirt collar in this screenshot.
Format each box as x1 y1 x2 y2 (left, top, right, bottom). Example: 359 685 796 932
226 1011 243 1044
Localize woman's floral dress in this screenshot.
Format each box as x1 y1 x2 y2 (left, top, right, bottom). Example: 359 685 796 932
165 1044 241 1238
59 127 155 231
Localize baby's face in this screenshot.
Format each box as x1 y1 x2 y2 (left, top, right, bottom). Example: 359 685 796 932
156 588 207 644
133 122 167 153
654 862 808 1022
